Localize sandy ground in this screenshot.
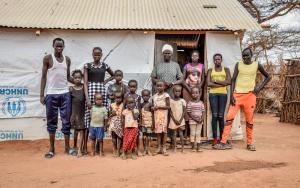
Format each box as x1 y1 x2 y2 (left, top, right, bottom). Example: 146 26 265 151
0 114 300 188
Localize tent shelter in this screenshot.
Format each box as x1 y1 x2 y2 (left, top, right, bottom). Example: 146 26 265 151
0 0 261 141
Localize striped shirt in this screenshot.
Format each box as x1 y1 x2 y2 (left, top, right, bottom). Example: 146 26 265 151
186 100 205 124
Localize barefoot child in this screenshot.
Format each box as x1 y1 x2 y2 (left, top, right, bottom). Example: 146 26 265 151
140 89 154 156
90 93 108 156
122 96 140 160
107 70 128 104
124 80 142 156
186 87 205 152
109 91 124 157
169 85 186 153
124 80 141 108
152 80 170 156
70 70 86 157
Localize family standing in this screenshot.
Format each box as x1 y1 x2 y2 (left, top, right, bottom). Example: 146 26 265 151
40 38 270 159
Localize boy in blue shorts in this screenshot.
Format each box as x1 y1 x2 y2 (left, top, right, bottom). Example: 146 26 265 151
90 93 108 156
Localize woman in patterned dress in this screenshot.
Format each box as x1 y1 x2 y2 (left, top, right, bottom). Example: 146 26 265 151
83 47 114 154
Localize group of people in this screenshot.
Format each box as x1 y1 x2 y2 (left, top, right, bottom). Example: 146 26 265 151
40 38 270 159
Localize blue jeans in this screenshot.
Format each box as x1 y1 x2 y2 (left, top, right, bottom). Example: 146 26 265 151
45 92 71 135
209 93 227 139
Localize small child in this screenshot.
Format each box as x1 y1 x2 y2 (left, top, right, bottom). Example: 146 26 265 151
124 80 142 156
124 79 141 109
169 85 186 153
70 70 86 157
90 93 108 156
109 91 124 157
107 70 128 105
140 89 153 156
121 96 140 160
186 87 205 152
186 70 200 88
152 80 170 156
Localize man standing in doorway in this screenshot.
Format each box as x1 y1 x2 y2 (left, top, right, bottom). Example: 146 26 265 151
213 47 271 151
40 38 75 158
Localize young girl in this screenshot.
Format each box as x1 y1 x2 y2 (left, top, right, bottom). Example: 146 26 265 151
187 87 205 152
169 85 186 153
90 93 108 156
84 47 114 154
182 50 205 144
124 80 142 156
152 80 170 156
107 70 128 105
124 80 141 108
207 53 231 146
109 91 124 157
140 89 153 156
122 96 140 160
70 70 86 157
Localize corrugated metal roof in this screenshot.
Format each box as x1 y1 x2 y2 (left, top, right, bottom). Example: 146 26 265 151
0 0 261 31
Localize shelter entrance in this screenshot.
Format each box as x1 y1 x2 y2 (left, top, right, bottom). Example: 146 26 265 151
154 33 208 139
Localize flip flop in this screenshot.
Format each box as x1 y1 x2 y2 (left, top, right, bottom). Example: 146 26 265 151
44 151 55 159
65 148 77 156
70 149 78 156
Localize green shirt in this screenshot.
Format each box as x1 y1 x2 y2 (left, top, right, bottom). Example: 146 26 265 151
90 106 108 127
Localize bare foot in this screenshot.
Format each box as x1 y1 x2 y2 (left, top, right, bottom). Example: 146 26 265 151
132 153 137 160
77 152 83 158
155 148 162 155
121 153 126 160
147 150 153 156
137 151 143 157
99 152 104 157
113 151 118 158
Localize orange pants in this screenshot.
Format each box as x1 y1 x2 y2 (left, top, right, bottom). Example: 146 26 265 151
221 92 256 145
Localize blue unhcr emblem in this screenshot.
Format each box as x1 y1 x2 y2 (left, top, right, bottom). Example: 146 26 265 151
2 96 26 117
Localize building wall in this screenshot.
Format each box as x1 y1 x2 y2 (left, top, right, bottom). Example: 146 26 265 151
0 28 155 141
206 32 243 140
0 29 243 141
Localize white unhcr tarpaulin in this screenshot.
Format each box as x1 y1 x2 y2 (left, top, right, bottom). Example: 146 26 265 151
206 32 243 140
0 29 155 141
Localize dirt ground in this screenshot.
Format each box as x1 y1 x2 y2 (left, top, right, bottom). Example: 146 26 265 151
1 114 300 188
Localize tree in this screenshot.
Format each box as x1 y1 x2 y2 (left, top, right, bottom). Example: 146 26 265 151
239 0 300 24
238 0 300 63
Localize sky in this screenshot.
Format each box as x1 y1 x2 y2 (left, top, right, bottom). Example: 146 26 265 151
271 9 300 31
246 8 300 63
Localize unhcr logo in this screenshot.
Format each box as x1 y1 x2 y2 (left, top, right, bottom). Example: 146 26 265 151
0 130 24 140
0 86 28 117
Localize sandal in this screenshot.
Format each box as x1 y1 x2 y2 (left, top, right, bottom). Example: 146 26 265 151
247 144 256 151
197 144 203 152
44 151 55 159
66 149 78 156
213 143 227 150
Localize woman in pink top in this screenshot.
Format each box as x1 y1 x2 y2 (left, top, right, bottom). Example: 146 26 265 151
182 50 205 103
182 50 205 143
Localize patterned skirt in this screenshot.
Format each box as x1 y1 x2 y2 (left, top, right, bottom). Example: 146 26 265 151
84 82 108 128
123 127 138 152
109 116 123 138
